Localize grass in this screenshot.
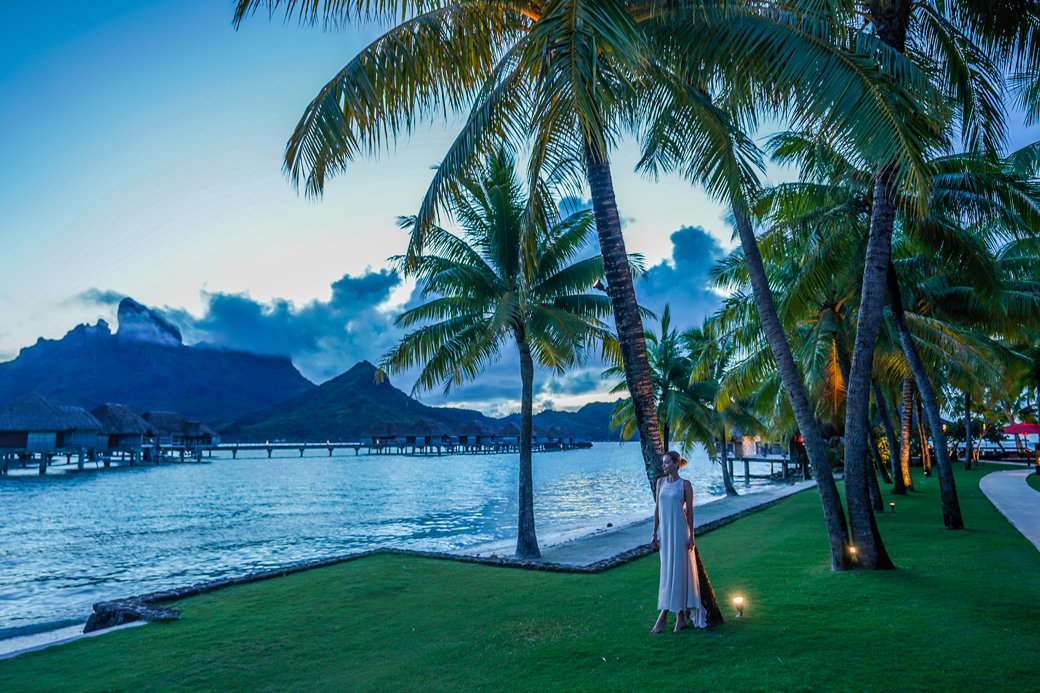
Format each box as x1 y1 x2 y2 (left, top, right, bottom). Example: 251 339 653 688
3 466 1038 692
1028 472 1040 493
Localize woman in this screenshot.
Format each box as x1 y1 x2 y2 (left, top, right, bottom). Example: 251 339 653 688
650 450 707 633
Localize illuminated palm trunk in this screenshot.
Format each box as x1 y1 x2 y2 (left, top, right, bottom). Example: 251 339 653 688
886 263 962 527
896 375 914 494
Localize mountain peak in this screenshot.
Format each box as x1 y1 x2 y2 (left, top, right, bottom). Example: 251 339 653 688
116 298 182 346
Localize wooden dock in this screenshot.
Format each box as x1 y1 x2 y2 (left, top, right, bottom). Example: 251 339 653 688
727 455 809 482
214 441 592 459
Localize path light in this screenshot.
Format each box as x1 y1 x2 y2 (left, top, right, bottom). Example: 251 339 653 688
733 596 744 618
849 545 857 557
889 502 896 513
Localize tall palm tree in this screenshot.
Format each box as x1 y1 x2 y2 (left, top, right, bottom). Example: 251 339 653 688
232 0 949 512
380 149 615 559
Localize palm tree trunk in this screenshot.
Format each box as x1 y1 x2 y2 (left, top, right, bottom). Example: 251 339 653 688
871 382 898 484
896 375 914 494
515 334 540 559
732 208 850 570
845 0 910 570
886 263 962 527
661 421 670 452
584 140 722 618
719 426 737 496
866 426 885 512
916 399 931 477
843 170 897 569
964 391 973 471
583 140 664 492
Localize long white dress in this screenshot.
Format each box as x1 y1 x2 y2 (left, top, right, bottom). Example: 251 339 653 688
657 478 707 626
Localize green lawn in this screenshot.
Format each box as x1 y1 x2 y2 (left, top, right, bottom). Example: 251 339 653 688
1028 472 1040 493
3 467 1038 692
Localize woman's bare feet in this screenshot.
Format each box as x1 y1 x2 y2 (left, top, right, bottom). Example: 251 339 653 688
673 613 688 632
650 612 667 634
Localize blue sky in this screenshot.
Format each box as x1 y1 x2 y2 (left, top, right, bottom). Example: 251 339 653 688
2 2 1038 416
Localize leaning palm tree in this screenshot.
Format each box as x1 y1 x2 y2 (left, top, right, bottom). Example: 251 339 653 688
232 0 951 519
380 149 615 559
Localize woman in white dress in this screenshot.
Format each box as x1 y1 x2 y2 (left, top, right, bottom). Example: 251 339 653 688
650 450 707 633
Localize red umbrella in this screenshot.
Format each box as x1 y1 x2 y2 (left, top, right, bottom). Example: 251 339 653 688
1002 422 1040 435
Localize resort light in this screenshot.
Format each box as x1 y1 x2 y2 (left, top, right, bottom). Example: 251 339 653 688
849 545 857 555
889 502 896 513
733 596 745 618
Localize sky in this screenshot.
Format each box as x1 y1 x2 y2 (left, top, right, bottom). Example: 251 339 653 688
2 2 1038 416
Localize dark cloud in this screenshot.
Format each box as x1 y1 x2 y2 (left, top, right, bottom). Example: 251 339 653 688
636 225 723 330
72 288 126 306
80 270 404 384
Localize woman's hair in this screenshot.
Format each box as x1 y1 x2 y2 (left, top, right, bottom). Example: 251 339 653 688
664 450 687 468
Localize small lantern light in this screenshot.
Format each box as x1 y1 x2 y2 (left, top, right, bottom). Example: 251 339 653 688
849 545 857 557
733 596 744 618
889 502 895 513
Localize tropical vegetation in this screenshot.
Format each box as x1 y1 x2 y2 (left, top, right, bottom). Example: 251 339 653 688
379 148 615 558
232 0 1040 581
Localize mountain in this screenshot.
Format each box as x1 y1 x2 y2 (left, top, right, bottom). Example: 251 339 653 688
223 360 622 442
0 298 315 423
222 361 497 441
504 400 626 442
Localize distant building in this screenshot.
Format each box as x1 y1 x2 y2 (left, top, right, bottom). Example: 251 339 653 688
141 411 219 449
497 421 521 447
0 394 101 453
91 403 150 451
453 421 496 448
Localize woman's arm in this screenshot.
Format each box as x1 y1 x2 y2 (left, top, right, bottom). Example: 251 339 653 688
651 478 662 549
684 480 695 550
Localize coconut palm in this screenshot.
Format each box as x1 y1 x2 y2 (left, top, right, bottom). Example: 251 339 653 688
379 149 615 559
232 0 951 529
755 133 1040 528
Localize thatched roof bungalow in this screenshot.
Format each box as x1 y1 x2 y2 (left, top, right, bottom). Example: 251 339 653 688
402 419 452 447
142 411 218 448
0 394 101 452
360 422 408 446
91 404 149 450
453 421 496 446
497 421 521 446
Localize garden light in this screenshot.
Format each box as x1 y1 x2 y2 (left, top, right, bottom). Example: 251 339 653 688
733 596 744 617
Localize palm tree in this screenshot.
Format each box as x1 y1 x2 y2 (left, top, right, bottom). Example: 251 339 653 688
232 0 951 509
380 149 614 559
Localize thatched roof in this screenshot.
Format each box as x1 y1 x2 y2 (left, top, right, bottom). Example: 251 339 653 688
141 411 216 437
453 420 497 437
58 405 103 431
91 404 150 435
547 426 576 439
0 394 99 432
403 419 450 437
360 422 408 438
498 421 521 436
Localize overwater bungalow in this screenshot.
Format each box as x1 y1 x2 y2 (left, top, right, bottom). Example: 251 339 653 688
141 411 219 450
403 419 452 450
0 394 100 453
360 422 407 448
91 403 149 452
497 421 521 450
0 394 102 473
453 421 496 450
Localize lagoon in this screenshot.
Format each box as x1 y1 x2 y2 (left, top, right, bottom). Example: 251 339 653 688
0 442 776 639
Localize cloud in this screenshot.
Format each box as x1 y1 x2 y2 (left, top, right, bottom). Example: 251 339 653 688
636 225 724 330
79 270 405 384
71 288 126 306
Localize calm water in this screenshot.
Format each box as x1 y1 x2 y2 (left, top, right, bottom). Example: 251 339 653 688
0 442 775 638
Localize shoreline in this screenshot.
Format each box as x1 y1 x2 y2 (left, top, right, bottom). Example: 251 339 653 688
0 479 815 660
